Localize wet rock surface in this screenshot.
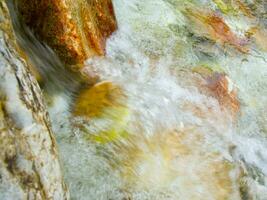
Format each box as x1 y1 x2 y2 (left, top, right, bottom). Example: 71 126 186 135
16 0 117 66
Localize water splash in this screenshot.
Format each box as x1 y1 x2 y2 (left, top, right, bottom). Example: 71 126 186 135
53 0 267 199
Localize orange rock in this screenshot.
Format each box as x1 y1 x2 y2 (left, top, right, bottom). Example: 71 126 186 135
187 9 248 53
206 73 240 118
178 68 240 119
17 0 117 66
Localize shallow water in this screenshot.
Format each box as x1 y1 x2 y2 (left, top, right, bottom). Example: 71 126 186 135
50 0 267 199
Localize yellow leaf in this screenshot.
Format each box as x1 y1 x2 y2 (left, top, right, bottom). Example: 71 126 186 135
73 81 125 118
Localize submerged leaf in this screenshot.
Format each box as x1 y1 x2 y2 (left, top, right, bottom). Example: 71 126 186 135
73 81 125 118
73 81 130 143
89 106 130 143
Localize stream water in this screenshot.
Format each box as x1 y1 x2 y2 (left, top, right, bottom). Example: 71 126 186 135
49 0 267 199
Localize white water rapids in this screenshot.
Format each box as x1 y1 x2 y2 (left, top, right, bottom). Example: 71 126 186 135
48 0 267 199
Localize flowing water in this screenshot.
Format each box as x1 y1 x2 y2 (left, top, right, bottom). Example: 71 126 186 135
47 0 267 199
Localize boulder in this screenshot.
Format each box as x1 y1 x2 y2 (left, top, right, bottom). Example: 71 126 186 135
16 0 117 66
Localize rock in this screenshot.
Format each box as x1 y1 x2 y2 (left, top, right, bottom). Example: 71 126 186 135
16 0 117 66
0 1 69 199
206 73 240 118
186 8 248 53
192 66 240 119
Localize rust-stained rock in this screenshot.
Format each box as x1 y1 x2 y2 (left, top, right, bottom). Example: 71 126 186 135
191 66 240 119
206 73 240 118
16 0 117 66
186 8 248 53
